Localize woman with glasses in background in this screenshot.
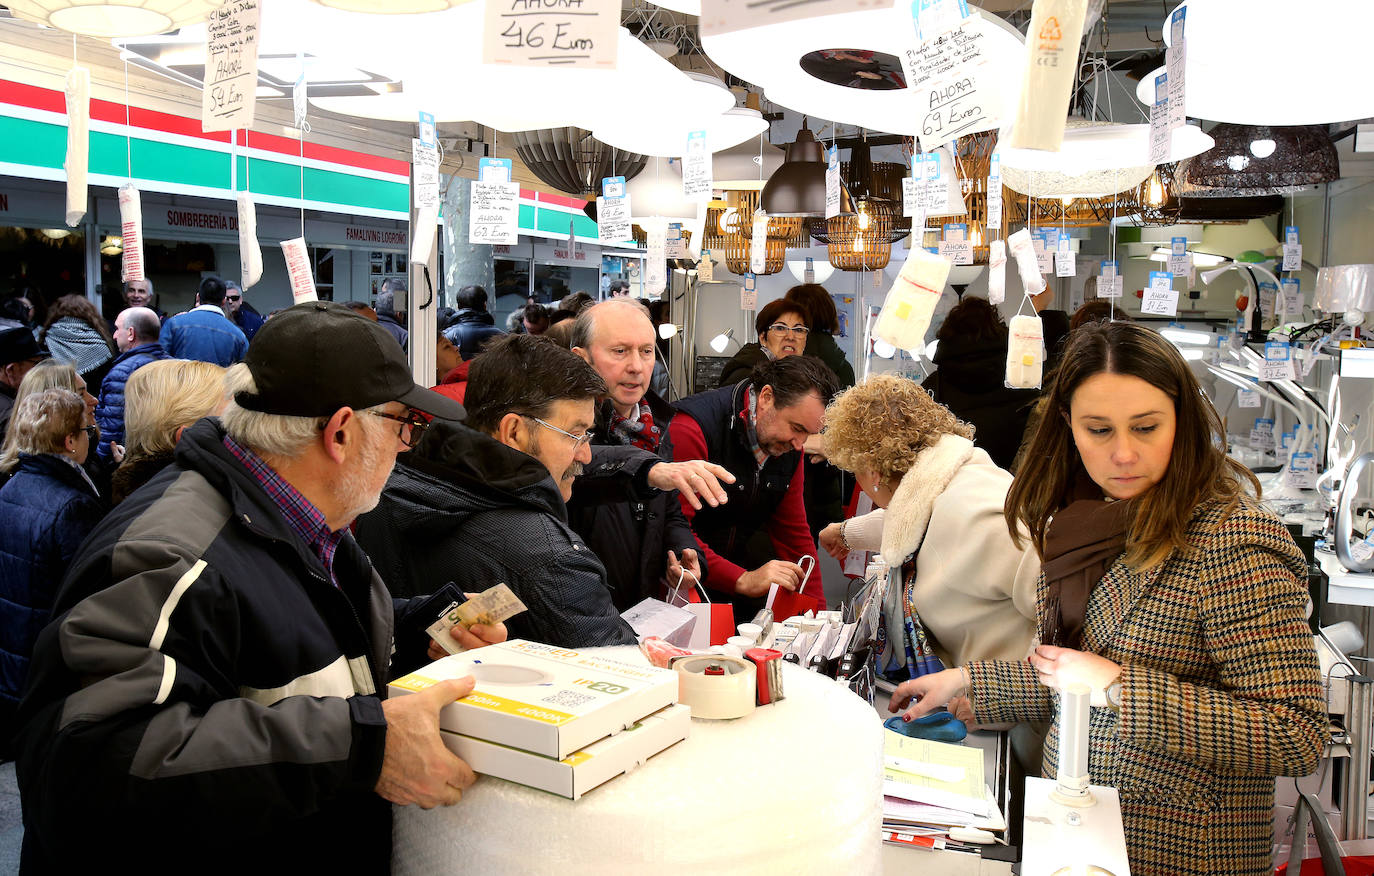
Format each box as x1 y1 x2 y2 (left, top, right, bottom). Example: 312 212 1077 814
0 388 105 745
716 298 812 388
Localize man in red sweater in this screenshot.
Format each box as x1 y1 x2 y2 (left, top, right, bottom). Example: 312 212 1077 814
670 355 838 617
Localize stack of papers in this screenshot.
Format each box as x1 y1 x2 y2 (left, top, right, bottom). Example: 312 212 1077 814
880 730 1006 851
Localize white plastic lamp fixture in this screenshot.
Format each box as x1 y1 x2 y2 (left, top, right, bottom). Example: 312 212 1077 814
1314 264 1374 326
873 338 897 359
923 339 939 361
710 329 736 353
628 157 702 223
596 99 767 158
1179 348 1208 361
999 123 1214 195
4 0 224 37
1160 327 1214 347
702 5 1024 137
1148 248 1226 268
787 256 836 285
659 323 681 340
309 0 459 11
1134 1 1374 124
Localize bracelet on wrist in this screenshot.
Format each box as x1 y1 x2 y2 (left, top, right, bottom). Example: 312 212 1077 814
838 520 852 552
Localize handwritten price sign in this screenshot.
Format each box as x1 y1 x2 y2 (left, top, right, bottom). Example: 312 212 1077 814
903 19 991 151
201 0 260 132
483 0 618 69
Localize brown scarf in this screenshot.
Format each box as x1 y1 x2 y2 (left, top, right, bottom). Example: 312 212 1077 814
1040 478 1133 649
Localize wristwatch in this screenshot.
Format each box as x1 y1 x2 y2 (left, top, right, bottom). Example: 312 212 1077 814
1105 673 1123 711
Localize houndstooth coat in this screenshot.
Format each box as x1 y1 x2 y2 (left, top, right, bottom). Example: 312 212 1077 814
969 495 1327 876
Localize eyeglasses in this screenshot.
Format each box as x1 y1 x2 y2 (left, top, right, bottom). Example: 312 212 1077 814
524 415 594 450
225 295 241 302
367 407 430 448
80 425 98 441
768 323 810 336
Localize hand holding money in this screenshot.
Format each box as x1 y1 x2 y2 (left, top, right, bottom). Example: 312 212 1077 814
426 584 525 658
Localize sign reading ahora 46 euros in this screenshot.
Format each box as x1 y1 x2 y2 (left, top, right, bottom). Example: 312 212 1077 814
483 0 620 70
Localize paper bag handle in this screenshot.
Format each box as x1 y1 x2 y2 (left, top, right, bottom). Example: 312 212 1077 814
1286 791 1346 876
668 565 709 605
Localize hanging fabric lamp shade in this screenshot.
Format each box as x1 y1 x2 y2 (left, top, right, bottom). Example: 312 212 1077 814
760 124 853 218
5 0 225 37
1186 124 1339 192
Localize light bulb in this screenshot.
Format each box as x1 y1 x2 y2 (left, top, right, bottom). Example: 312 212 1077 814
857 210 871 230
1146 173 1165 207
969 225 983 247
1061 196 1074 207
1250 139 1276 158
873 339 896 358
853 237 865 253
717 209 736 235
658 323 678 339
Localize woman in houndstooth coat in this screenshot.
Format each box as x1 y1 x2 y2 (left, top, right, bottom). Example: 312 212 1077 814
890 321 1326 876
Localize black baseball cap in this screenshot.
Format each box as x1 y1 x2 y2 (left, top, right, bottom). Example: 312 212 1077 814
0 325 51 367
234 301 464 421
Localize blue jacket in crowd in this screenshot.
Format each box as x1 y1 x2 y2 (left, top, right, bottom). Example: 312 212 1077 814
0 453 103 725
160 306 247 366
443 309 504 360
93 341 169 463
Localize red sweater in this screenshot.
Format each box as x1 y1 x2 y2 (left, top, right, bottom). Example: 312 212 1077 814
668 411 823 615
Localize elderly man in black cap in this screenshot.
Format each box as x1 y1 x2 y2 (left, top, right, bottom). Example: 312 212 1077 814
14 302 502 872
0 325 51 438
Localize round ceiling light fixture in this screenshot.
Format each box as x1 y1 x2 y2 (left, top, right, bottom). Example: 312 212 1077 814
703 5 1024 136
5 0 225 37
1133 0 1374 124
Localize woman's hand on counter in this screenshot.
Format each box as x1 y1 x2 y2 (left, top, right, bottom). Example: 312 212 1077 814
1029 645 1119 703
888 668 967 723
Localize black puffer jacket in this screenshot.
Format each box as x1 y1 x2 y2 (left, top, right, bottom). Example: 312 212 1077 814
922 334 1038 470
566 393 703 611
802 330 855 390
356 421 637 648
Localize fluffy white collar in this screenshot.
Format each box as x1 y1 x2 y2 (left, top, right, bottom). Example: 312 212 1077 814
879 433 976 566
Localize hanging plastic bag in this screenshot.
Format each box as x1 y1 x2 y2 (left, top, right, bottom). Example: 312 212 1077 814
64 66 90 227
1007 228 1045 297
988 239 1007 305
237 191 263 290
874 247 953 352
1006 312 1045 390
118 184 144 284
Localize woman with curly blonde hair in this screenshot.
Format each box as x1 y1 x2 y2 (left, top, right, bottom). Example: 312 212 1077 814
819 374 1039 677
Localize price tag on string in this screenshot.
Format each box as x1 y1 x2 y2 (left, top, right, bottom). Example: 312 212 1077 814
987 151 1002 229
682 130 712 200
597 176 631 244
922 150 949 210
1250 417 1275 450
469 161 519 245
1282 225 1302 272
698 250 713 283
1142 271 1178 316
665 223 688 258
483 0 618 69
741 272 757 310
938 223 972 265
911 0 969 41
750 210 768 274
1261 339 1297 381
1237 383 1261 408
824 146 842 219
1149 71 1170 165
1280 278 1302 320
1055 231 1075 277
1258 280 1278 319
1169 235 1191 277
1098 260 1122 298
1166 5 1186 130
1033 231 1053 275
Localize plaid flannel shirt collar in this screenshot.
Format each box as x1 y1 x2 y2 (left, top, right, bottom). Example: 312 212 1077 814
741 386 767 469
222 433 344 587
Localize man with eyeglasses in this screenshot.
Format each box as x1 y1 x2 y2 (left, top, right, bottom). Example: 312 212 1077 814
223 279 265 342
357 333 638 648
15 302 503 871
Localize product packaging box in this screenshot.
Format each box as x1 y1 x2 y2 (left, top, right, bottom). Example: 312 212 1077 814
388 639 679 759
441 703 690 799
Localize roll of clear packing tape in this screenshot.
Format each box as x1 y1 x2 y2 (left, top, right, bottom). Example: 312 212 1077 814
675 655 756 720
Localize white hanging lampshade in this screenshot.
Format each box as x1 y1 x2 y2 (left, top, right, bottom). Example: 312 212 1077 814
1133 0 1374 124
667 138 785 191
924 144 967 220
786 254 836 285
628 157 701 223
5 0 225 37
1193 220 1281 261
309 0 459 10
999 122 1214 197
1314 265 1374 322
594 74 760 157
